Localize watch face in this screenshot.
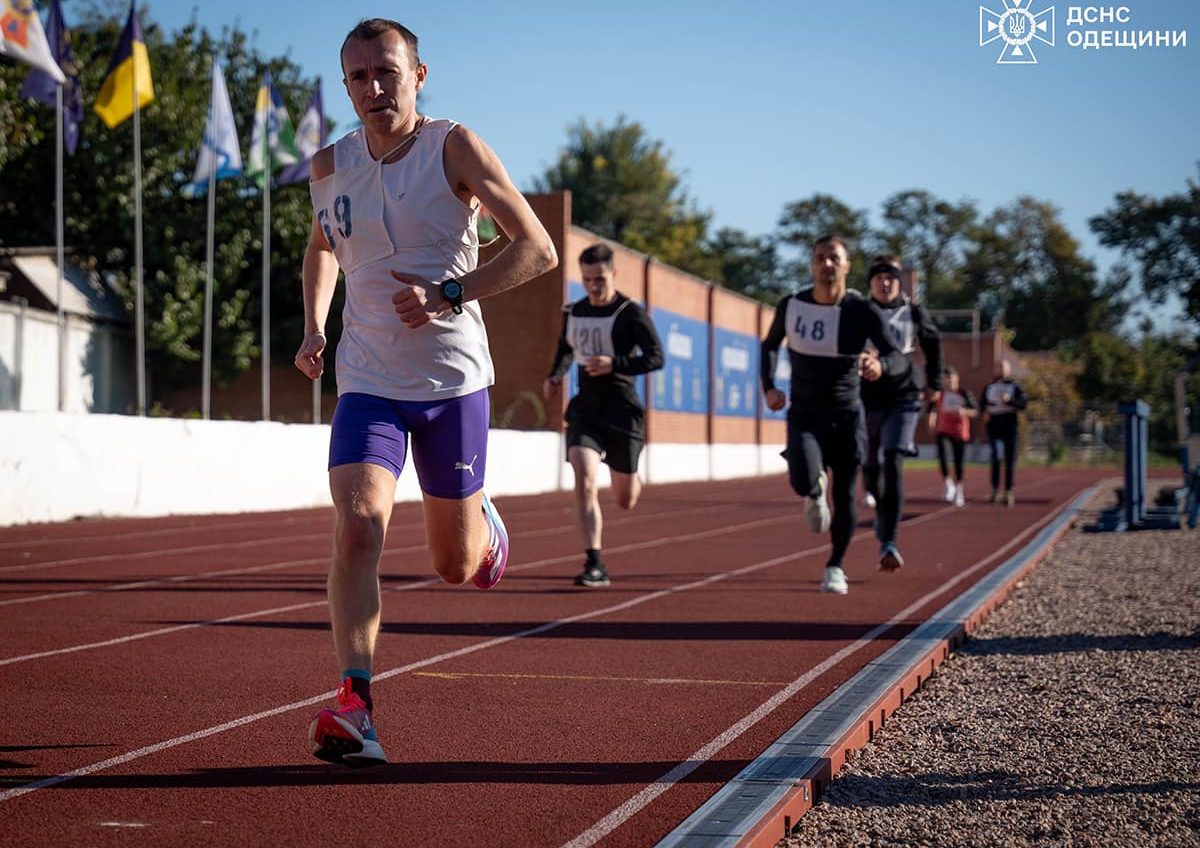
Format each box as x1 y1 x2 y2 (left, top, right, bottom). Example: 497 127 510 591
443 280 463 300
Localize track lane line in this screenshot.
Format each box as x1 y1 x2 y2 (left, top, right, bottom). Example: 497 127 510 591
0 501 969 801
0 510 824 667
0 499 741 580
557 484 1088 848
0 475 780 554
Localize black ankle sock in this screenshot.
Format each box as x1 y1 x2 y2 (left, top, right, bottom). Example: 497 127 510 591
345 674 373 712
585 548 602 566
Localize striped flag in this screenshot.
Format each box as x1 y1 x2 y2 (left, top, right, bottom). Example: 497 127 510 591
94 0 154 129
278 80 326 186
246 71 301 189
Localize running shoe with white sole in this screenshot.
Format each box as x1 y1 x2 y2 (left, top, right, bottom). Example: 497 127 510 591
474 493 509 589
943 478 956 502
806 471 832 534
863 491 877 509
953 484 965 508
820 564 849 594
309 678 387 767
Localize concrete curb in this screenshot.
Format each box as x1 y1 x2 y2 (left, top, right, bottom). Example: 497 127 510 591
657 485 1099 848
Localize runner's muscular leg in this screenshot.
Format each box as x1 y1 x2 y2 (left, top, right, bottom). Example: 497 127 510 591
568 445 603 549
329 461 398 673
422 489 490 585
611 470 641 511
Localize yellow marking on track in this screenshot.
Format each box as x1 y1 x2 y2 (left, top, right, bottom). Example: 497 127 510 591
413 671 786 686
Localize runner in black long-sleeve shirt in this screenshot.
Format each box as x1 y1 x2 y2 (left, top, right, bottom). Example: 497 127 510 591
543 243 663 587
982 359 1028 507
760 236 906 595
860 254 943 572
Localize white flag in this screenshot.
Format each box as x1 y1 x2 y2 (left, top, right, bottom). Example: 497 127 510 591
184 58 243 197
0 0 65 84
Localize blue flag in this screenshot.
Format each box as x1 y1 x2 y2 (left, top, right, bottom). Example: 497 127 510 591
183 57 243 197
278 80 326 186
19 0 82 154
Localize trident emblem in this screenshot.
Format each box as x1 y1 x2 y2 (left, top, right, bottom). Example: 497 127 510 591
980 0 1055 64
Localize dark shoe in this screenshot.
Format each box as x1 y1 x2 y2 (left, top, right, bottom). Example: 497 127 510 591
574 562 610 587
878 542 904 572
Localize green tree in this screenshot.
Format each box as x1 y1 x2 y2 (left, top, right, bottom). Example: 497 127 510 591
531 116 720 280
876 189 977 309
0 8 323 407
774 193 872 285
707 226 788 303
1089 166 1200 327
960 197 1122 349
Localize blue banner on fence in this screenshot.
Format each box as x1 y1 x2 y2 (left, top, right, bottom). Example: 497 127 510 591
713 328 758 418
652 309 709 415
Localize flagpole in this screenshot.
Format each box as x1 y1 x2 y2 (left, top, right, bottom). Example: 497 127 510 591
55 82 66 413
262 161 271 422
133 65 146 416
202 57 217 421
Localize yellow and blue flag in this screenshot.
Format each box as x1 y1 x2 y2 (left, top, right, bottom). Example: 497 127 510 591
94 0 153 129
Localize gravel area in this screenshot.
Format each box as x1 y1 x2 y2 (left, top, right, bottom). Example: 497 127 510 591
781 493 1200 848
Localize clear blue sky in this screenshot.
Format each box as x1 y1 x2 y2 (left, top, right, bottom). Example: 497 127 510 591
146 0 1197 291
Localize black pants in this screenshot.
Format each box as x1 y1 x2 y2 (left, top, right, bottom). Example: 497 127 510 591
987 421 1018 492
786 406 866 569
937 434 965 481
863 449 904 545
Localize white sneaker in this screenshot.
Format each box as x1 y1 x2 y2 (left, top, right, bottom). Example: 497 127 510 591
953 484 965 508
863 492 877 509
943 478 956 502
820 565 849 594
805 471 832 533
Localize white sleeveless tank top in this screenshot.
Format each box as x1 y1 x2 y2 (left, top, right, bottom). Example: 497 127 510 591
309 119 493 401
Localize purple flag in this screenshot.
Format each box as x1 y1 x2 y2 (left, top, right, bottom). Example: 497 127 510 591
19 0 82 154
278 80 326 186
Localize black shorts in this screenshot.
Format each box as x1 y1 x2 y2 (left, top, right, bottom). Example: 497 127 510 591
565 396 645 474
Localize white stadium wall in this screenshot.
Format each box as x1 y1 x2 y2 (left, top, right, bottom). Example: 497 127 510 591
0 412 783 526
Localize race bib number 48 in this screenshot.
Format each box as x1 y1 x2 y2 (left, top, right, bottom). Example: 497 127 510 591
785 299 841 357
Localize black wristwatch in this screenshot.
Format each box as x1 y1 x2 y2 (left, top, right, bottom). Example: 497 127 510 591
441 278 464 315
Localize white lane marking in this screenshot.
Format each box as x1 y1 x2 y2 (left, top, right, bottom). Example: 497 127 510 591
557 491 1078 848
0 505 917 802
0 511 805 667
0 500 733 580
0 477 772 556
0 477 1060 804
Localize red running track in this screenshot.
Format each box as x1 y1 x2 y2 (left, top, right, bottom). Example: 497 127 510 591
0 468 1109 847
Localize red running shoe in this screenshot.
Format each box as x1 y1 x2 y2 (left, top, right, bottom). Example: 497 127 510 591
473 493 509 589
308 677 387 767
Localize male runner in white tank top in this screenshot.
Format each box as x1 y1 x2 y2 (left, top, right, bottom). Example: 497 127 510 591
293 18 557 767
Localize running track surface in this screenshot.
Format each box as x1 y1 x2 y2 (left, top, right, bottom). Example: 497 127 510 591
0 468 1110 847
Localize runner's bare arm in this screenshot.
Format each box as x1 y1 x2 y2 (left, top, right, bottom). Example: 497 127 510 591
295 147 338 379
444 125 557 300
